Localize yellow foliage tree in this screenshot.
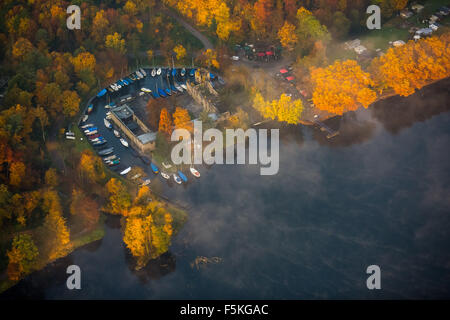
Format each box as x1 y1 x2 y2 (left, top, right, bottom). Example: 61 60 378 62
173 44 186 61
278 21 298 50
105 32 126 53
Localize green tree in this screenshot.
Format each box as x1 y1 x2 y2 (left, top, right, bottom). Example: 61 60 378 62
7 233 39 281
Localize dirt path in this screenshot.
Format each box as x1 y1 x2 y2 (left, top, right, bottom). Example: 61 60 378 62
161 6 214 50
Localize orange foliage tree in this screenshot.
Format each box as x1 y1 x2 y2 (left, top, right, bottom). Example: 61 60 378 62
159 108 173 135
310 60 377 115
370 34 450 97
172 107 192 131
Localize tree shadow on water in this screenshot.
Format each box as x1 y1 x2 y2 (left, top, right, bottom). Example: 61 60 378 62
125 250 176 284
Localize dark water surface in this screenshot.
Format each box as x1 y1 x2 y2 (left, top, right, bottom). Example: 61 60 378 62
3 79 450 299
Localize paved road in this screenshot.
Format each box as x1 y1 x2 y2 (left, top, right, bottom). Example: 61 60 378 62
162 7 214 50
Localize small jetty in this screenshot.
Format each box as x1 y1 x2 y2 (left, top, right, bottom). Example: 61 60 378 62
312 117 339 139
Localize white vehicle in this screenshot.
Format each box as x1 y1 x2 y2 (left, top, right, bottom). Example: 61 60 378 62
120 167 131 175
231 55 239 61
120 138 129 147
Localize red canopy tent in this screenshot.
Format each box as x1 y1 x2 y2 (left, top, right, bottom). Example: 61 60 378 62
279 68 288 74
257 52 266 57
286 76 295 81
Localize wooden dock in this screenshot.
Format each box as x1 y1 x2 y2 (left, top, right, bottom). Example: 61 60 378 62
312 118 339 139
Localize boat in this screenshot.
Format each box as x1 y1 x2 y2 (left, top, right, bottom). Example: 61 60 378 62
180 68 186 76
66 135 75 140
173 174 182 184
87 104 94 114
162 162 172 169
141 178 151 186
93 139 106 146
151 68 156 77
103 155 117 161
165 88 171 96
85 130 98 136
104 118 112 129
189 68 196 77
190 167 201 178
120 138 129 147
180 83 187 90
170 84 178 93
158 88 167 98
113 130 120 137
82 115 89 122
150 163 159 174
161 172 170 179
129 74 137 81
90 136 104 142
178 171 188 183
174 84 183 92
120 167 131 175
98 147 114 156
140 156 151 165
136 71 143 79
141 87 151 93
140 68 147 77
107 159 120 166
152 91 159 99
156 68 161 75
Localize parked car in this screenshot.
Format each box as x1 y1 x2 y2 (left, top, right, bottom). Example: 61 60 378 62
231 56 239 61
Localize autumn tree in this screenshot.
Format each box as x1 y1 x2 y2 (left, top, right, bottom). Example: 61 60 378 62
295 7 330 55
159 108 173 135
79 150 106 184
278 21 298 51
7 234 39 281
105 32 126 54
173 44 186 61
172 107 192 131
252 92 303 124
9 161 26 188
70 188 100 231
61 90 80 117
370 34 450 97
71 52 96 75
105 178 132 215
45 168 59 188
42 190 71 260
311 60 377 115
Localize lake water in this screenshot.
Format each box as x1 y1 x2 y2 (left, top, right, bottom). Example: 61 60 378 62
2 79 450 299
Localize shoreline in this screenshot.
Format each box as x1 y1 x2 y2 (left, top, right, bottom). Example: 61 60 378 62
298 77 450 126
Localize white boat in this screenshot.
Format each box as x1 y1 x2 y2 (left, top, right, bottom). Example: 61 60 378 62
151 69 156 77
161 172 170 179
120 138 129 147
173 174 182 184
180 83 187 90
157 68 162 75
85 130 98 135
66 135 75 140
140 68 147 77
141 178 151 186
82 115 88 122
141 87 151 93
81 123 94 129
174 84 183 92
120 167 131 175
136 71 143 79
113 130 120 137
104 118 112 129
190 167 201 178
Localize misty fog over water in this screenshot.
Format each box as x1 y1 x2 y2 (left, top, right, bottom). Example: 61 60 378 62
3 78 450 299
